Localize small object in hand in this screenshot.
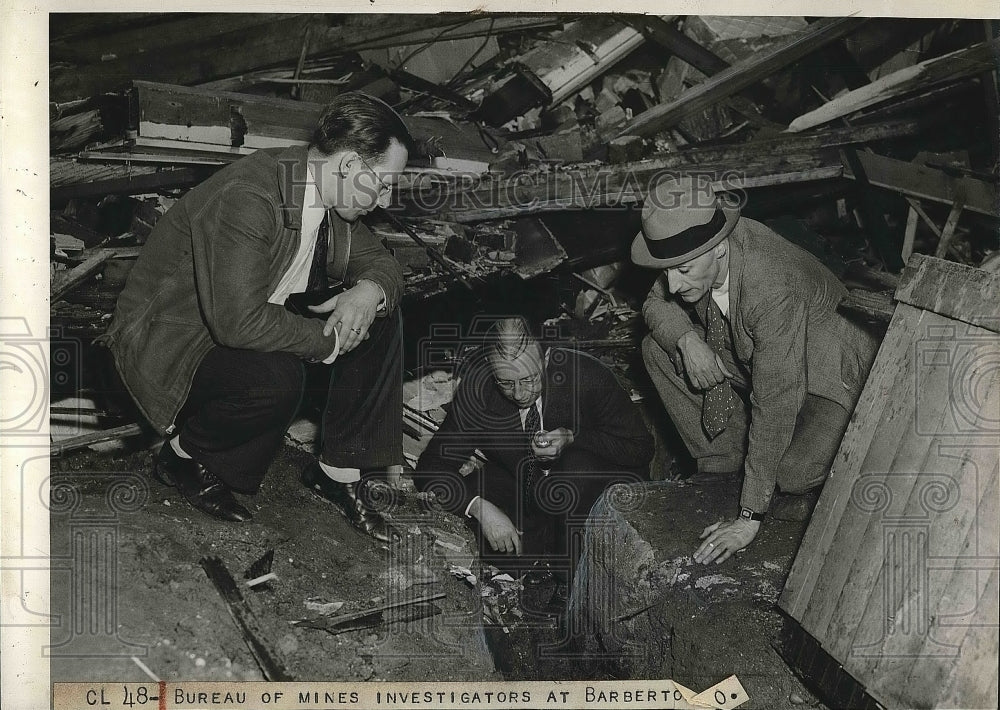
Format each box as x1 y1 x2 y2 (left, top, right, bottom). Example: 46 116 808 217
532 431 551 448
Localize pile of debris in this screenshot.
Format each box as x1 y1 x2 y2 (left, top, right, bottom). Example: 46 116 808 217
49 15 998 423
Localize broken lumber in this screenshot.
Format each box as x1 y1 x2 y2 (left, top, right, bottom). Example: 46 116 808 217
50 423 144 456
51 15 562 102
399 119 919 222
200 556 294 681
613 16 869 139
125 81 505 164
788 38 1000 132
52 249 116 302
293 591 446 633
842 151 999 219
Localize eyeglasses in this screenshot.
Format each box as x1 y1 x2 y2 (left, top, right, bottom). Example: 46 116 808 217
357 153 392 198
494 374 541 391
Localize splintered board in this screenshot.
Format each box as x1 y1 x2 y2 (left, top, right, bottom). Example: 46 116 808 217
779 254 999 709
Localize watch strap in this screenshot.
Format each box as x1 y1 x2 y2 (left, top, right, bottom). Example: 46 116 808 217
740 506 764 521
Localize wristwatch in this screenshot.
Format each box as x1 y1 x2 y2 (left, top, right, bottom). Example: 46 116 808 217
740 506 764 521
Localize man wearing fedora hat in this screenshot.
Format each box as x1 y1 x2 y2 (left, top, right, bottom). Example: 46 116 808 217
633 175 877 565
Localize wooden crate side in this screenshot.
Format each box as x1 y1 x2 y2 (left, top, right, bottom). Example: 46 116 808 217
781 303 923 616
803 313 948 648
824 324 972 661
780 303 925 620
845 439 997 707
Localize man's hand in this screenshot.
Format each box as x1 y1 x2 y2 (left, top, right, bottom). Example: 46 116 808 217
468 498 522 554
677 331 734 391
309 279 381 354
530 427 574 461
694 518 761 564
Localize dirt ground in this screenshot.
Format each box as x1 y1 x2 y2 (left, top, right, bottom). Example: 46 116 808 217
49 414 827 710
49 444 498 684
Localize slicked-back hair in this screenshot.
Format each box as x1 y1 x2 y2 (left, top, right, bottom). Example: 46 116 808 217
486 317 542 363
310 91 414 161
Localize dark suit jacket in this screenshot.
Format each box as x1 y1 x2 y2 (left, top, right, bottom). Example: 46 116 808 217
105 144 403 434
415 347 654 517
643 218 878 512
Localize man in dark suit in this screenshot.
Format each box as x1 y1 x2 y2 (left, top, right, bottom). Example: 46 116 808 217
633 176 878 564
107 93 411 539
415 318 654 578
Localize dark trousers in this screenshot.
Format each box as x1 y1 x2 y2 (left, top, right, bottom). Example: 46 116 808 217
177 309 403 493
475 447 643 577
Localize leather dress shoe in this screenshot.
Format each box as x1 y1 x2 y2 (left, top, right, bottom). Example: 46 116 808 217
301 462 398 543
152 441 185 487
156 445 252 522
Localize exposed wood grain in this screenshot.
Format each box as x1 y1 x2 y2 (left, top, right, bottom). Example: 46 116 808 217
788 38 1000 132
843 151 999 219
895 254 1000 333
613 17 869 139
51 424 144 456
51 249 115 302
780 303 923 617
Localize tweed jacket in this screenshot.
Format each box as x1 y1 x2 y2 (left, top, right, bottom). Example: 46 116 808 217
105 144 403 434
415 347 654 516
643 218 878 512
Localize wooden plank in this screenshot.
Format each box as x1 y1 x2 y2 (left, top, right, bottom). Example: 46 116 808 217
824 347 966 665
895 254 1000 333
889 447 998 709
902 206 919 263
788 38 1000 132
844 151 1000 219
51 424 144 456
624 15 729 76
407 119 919 222
780 303 926 619
796 318 928 642
51 15 562 102
933 190 968 259
131 81 505 164
612 17 869 139
50 13 285 64
905 197 943 239
51 249 116 302
200 556 294 681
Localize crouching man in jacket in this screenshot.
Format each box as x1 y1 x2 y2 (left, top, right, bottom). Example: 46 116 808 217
105 92 411 540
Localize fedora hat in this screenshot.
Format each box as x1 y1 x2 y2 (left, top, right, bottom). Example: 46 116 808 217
631 175 740 268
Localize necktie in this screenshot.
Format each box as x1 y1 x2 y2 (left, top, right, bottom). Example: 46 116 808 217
702 300 739 439
523 403 541 495
306 213 330 292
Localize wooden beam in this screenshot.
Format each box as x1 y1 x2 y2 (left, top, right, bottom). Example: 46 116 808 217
399 119 918 222
621 15 728 76
613 16 869 139
933 189 968 259
905 197 943 239
51 424 144 456
788 38 1000 132
51 249 116 302
895 253 1000 333
200 557 295 681
901 206 919 264
843 151 999 219
51 15 562 102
